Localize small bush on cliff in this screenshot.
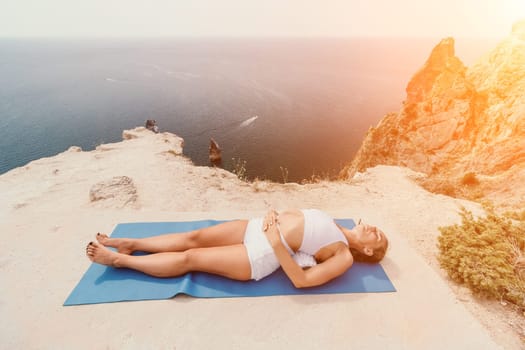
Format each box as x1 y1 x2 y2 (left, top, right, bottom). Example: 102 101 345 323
461 172 480 186
231 158 247 181
438 208 525 306
280 166 289 184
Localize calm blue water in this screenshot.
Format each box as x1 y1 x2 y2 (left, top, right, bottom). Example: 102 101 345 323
0 37 495 182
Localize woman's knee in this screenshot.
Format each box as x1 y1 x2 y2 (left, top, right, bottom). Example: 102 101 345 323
184 248 202 269
187 229 205 248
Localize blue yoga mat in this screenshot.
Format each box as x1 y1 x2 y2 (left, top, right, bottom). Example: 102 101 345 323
64 219 395 305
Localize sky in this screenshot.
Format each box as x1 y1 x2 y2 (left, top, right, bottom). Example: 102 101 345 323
1 0 524 38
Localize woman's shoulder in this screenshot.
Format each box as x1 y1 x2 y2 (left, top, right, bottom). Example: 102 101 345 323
315 241 352 262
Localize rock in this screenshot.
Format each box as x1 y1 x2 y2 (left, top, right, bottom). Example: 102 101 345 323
89 176 138 208
340 22 525 208
67 146 82 152
406 37 466 105
123 127 148 140
209 138 222 164
145 119 159 133
121 127 185 156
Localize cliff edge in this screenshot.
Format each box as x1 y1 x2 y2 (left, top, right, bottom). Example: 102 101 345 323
340 21 525 209
1 125 515 348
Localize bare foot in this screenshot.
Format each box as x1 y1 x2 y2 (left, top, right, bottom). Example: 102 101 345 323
96 233 134 255
86 241 122 267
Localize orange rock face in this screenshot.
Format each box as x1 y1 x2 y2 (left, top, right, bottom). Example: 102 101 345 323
341 23 525 208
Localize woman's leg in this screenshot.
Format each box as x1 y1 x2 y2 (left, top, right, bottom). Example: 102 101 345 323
97 220 249 254
86 241 252 280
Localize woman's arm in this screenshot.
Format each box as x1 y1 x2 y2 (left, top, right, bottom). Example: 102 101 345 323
264 223 353 288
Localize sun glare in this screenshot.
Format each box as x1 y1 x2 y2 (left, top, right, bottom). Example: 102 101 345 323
509 2 525 25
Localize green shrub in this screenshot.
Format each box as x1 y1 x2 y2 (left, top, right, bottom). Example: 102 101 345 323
438 208 525 306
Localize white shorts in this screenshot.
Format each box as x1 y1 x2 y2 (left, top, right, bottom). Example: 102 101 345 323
243 218 280 281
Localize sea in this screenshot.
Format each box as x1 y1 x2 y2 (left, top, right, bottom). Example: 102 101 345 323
0 37 498 182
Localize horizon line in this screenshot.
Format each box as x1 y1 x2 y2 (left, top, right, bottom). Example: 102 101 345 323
0 34 505 40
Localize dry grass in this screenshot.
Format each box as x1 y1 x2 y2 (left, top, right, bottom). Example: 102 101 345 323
438 208 525 307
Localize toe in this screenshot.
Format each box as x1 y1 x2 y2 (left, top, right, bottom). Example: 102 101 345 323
96 233 109 243
86 242 97 253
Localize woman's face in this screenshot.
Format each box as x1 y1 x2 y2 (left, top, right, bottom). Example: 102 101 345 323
356 221 384 252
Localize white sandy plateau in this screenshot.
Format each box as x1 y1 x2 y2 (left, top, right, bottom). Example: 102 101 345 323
0 128 521 349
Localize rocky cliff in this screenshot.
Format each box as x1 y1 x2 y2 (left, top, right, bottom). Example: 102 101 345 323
340 21 525 209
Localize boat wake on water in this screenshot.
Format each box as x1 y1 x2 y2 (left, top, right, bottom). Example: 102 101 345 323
188 115 260 139
239 115 259 128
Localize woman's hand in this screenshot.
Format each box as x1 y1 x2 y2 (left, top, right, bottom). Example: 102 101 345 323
262 209 280 245
262 209 279 232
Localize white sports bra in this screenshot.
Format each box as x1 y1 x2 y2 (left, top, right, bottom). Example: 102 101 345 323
300 209 348 254
278 209 348 256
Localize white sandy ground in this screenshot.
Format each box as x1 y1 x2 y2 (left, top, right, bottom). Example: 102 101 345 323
0 128 522 349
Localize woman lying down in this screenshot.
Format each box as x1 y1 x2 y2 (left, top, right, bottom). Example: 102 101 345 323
86 208 388 288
